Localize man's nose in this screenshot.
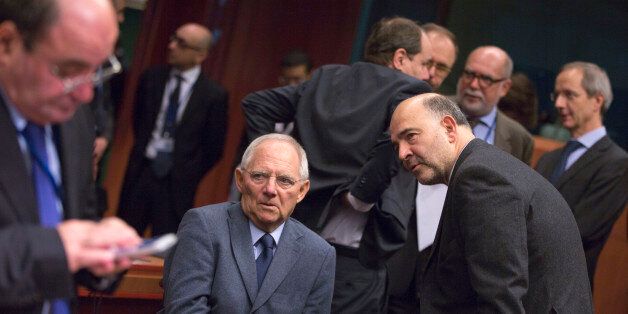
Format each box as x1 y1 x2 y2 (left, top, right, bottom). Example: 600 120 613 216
70 82 95 105
263 177 278 195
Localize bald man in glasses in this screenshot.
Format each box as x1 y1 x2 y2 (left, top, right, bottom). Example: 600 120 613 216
118 23 228 236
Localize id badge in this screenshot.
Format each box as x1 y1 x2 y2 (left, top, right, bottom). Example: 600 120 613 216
154 138 174 152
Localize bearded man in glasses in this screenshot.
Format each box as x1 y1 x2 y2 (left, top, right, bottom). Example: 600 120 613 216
118 23 228 236
0 0 142 312
455 45 533 164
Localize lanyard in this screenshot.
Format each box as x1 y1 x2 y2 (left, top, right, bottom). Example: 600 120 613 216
20 129 64 200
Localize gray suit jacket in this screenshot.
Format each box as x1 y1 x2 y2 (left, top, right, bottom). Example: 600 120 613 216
162 202 336 313
421 139 592 313
536 135 628 284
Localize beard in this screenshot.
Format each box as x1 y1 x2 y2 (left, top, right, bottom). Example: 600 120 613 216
403 156 447 185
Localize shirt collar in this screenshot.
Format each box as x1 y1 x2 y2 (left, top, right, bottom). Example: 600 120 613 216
171 65 201 84
478 106 497 127
249 220 285 247
0 86 28 132
574 126 606 149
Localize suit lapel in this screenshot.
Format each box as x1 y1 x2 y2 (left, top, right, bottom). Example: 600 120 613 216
493 111 512 153
0 99 38 223
177 75 202 126
555 136 610 189
228 205 258 305
252 219 303 311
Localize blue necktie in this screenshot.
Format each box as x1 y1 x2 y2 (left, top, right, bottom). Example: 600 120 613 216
256 233 275 288
162 74 183 138
21 123 69 314
151 74 183 178
549 140 583 184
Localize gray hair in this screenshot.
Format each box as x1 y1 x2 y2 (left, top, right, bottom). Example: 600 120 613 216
561 61 613 113
240 134 309 179
422 94 469 127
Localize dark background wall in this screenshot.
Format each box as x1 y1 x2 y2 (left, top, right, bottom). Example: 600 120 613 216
353 0 627 149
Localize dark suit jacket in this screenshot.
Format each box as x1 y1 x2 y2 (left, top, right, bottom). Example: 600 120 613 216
161 202 336 313
536 135 628 284
421 139 592 313
119 65 228 218
0 98 110 312
242 62 431 267
386 109 534 299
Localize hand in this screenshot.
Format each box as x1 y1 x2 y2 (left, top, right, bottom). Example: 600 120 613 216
57 217 142 276
92 137 109 179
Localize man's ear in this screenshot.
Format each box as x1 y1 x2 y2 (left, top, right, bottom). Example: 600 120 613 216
592 93 604 114
441 115 457 142
296 180 310 203
498 78 512 98
234 168 244 193
391 48 408 71
0 21 21 64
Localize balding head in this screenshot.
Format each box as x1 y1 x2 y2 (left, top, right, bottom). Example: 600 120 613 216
0 0 118 125
390 93 474 185
456 46 513 118
167 23 212 70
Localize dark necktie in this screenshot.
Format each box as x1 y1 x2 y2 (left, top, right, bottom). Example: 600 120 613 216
162 74 183 138
256 233 275 288
549 140 583 184
151 74 183 178
21 123 69 314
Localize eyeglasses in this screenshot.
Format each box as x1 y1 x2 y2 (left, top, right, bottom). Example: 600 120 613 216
431 62 452 76
50 54 122 94
550 90 580 102
242 169 304 190
169 34 203 51
461 69 507 88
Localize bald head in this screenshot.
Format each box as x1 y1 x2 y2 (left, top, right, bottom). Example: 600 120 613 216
390 93 474 185
0 0 119 125
468 46 512 78
167 23 212 70
55 0 118 56
179 23 212 51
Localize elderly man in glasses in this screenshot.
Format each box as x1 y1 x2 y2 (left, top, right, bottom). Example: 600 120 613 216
118 23 228 236
162 133 335 313
0 0 142 312
455 45 533 164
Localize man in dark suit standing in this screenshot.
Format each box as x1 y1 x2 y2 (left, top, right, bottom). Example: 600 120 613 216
162 134 335 313
0 0 142 312
118 23 228 236
390 93 592 313
242 17 433 312
536 62 628 288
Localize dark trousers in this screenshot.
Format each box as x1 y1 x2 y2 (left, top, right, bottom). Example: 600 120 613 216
331 245 387 313
119 161 181 236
